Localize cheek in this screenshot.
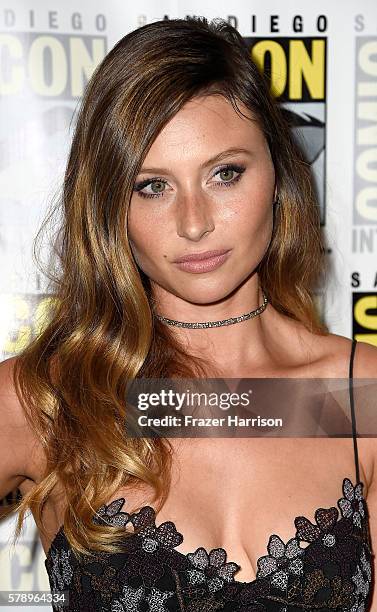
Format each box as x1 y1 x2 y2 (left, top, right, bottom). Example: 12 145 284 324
226 184 273 231
128 210 167 270
221 162 274 218
225 190 273 259
238 210 273 249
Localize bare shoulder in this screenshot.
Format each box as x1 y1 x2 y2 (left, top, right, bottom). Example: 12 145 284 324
347 338 377 487
0 356 28 433
0 356 46 497
296 325 377 377
306 332 377 490
315 335 377 489
329 334 377 375
267 308 373 375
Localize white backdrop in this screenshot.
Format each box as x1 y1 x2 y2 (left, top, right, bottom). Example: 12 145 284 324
0 1 376 608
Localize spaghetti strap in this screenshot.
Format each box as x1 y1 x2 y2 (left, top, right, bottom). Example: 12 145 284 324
349 337 360 484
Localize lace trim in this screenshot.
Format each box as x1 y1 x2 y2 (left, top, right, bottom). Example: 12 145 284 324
45 477 373 588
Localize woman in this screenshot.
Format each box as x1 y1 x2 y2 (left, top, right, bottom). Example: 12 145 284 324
1 15 377 612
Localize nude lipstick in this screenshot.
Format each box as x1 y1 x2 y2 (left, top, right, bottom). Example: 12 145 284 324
173 249 231 273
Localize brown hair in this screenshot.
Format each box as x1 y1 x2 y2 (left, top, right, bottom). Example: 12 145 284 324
11 15 328 558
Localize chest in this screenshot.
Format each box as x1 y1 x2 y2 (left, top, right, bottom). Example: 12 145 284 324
114 437 361 583
41 435 373 612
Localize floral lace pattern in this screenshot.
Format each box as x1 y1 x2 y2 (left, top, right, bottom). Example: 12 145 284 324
44 478 374 611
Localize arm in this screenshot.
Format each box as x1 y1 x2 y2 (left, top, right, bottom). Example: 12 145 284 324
0 357 37 501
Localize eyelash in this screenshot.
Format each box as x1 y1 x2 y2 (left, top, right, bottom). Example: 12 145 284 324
133 163 246 200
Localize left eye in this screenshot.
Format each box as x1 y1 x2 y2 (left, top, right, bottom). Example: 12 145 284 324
211 164 246 187
217 168 235 181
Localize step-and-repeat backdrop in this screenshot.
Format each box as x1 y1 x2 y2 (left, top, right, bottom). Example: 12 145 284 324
0 1 376 608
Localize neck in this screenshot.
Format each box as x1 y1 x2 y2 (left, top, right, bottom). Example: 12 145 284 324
151 280 276 374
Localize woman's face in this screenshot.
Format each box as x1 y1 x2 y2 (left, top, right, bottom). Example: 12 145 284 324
128 94 276 309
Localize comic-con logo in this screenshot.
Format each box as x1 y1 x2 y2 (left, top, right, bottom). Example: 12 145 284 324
244 37 326 225
352 292 377 346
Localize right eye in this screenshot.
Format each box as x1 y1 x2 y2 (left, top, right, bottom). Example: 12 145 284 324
133 177 169 199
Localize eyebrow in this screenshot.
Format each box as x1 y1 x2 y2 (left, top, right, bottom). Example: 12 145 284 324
138 147 254 175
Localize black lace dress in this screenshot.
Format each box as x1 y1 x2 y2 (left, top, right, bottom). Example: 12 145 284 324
44 338 374 611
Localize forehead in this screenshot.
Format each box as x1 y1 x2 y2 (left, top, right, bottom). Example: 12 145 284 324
143 94 266 163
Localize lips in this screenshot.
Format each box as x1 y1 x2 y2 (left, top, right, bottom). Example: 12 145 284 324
173 249 230 263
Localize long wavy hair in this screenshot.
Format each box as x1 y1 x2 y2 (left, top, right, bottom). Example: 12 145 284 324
10 15 328 559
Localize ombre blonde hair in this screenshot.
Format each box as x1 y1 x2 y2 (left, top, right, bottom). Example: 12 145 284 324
11 15 328 559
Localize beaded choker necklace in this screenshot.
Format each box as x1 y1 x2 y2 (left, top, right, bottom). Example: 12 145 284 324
153 291 268 329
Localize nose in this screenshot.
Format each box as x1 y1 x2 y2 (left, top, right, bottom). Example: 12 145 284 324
175 189 215 241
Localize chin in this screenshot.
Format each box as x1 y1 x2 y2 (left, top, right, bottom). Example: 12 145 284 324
174 285 235 306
